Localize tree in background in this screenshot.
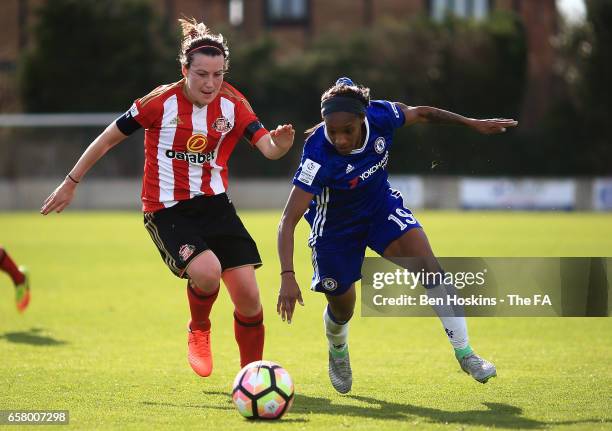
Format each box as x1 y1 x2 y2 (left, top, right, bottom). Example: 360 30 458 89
19 0 178 112
545 0 612 175
579 0 612 174
228 11 527 176
22 3 611 177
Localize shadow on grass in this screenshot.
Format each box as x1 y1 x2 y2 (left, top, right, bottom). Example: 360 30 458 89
169 390 609 429
141 398 308 423
0 327 67 346
341 395 610 429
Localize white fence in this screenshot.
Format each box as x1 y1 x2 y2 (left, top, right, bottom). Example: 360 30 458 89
0 177 609 211
0 114 609 211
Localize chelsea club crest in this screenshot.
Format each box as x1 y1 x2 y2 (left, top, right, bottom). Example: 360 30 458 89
321 278 338 291
374 137 386 154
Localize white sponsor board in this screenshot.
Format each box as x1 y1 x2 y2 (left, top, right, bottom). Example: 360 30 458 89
593 178 612 211
388 175 424 209
460 178 576 210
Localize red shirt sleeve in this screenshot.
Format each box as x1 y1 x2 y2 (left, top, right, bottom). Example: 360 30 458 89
130 88 164 129
234 95 269 147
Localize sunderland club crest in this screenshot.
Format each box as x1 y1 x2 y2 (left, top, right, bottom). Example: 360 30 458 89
179 244 196 262
212 116 233 133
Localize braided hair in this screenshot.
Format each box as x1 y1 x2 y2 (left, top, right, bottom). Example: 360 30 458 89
178 17 229 70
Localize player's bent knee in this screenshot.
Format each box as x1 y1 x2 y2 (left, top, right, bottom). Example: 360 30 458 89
328 304 354 323
191 274 221 295
186 251 222 294
335 310 354 323
190 271 221 294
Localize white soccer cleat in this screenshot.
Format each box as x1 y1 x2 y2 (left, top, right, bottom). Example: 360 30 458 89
459 352 497 383
328 346 352 394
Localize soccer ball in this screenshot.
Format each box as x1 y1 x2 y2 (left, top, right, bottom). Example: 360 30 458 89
231 360 294 420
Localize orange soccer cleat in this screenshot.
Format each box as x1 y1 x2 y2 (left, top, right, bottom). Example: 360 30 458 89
15 266 30 313
188 326 213 377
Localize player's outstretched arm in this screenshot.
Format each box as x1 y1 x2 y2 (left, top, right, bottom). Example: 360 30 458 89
255 124 295 160
397 102 518 134
277 186 313 323
40 123 129 215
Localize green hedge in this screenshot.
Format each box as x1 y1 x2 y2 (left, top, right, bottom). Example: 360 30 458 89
18 1 611 176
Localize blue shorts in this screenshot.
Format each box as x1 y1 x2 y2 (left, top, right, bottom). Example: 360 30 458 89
310 188 421 295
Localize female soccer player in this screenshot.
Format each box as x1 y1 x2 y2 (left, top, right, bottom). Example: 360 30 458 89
41 18 295 377
0 247 30 312
277 77 517 393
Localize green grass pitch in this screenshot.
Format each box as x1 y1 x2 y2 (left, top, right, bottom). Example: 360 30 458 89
1 210 611 430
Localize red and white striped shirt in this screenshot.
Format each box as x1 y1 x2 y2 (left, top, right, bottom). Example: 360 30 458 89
129 80 268 212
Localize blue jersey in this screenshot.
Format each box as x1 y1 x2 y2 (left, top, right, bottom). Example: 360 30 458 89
292 100 406 248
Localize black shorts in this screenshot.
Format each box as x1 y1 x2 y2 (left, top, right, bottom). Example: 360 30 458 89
143 193 262 278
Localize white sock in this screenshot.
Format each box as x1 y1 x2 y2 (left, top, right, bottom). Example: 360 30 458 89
427 281 469 350
323 306 349 352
